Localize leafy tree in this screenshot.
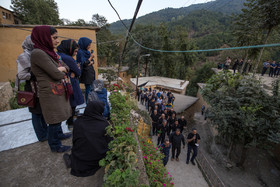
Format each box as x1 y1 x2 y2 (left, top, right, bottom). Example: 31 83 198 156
202 72 280 167
158 23 175 78
185 62 215 96
11 0 61 25
102 69 117 85
233 0 280 74
174 26 198 80
92 14 108 28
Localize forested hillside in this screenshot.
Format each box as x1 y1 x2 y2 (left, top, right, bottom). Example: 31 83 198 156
109 0 246 34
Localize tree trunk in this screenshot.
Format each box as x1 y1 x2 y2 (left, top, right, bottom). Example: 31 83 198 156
240 49 248 74
253 28 272 75
227 142 234 160
237 146 248 168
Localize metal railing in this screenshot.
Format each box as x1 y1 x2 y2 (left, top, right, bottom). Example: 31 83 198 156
196 152 226 187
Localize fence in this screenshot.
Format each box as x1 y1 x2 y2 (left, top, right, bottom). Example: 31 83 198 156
196 151 226 187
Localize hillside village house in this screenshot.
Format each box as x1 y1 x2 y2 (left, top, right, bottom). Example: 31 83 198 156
130 76 189 95
0 6 21 25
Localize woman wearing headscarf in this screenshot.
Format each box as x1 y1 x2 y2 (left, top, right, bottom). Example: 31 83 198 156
63 100 111 177
31 26 72 153
88 80 110 119
76 37 95 103
17 35 48 142
57 39 84 126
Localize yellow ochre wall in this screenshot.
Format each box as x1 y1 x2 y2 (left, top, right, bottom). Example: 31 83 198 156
0 25 99 82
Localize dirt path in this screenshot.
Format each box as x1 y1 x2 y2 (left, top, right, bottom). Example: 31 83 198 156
137 102 208 187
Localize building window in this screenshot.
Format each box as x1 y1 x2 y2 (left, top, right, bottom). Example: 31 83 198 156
2 12 6 19
8 14 11 19
15 19 19 24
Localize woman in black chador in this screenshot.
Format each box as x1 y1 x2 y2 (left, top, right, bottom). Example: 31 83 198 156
63 100 111 177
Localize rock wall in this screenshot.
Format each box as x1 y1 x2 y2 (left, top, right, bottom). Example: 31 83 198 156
0 82 13 111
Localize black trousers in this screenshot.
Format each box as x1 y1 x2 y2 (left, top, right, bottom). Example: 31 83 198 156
261 67 267 76
269 68 274 77
157 135 165 146
172 146 181 159
152 123 158 135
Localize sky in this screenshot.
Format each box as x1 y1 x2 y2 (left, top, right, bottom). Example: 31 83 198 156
0 0 213 23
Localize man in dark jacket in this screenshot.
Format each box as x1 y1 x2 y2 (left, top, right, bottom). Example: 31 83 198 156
186 128 201 166
151 110 160 136
178 116 187 133
150 98 156 114
159 139 171 166
63 100 111 177
157 120 169 146
168 113 177 135
169 129 185 161
171 120 181 133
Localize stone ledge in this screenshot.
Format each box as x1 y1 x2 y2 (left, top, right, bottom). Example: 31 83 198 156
0 82 13 112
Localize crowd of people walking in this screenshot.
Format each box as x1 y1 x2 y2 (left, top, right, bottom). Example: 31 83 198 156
139 88 201 167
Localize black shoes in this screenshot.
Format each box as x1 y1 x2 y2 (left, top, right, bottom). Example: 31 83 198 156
186 160 196 165
63 153 71 168
191 160 196 165
52 145 71 153
59 133 72 140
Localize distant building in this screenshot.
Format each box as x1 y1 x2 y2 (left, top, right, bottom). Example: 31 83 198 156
130 76 189 95
98 66 131 84
0 6 21 25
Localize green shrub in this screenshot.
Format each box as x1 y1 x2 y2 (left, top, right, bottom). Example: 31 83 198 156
100 91 139 186
140 138 174 187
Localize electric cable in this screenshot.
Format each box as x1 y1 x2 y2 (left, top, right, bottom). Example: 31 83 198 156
107 1 280 53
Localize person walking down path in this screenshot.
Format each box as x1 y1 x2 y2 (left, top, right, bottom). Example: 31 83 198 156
275 61 280 77
17 35 48 142
77 37 95 103
186 128 201 165
238 58 244 73
31 26 72 153
157 120 169 146
232 59 239 74
224 56 231 70
261 60 270 76
169 129 185 161
151 110 160 136
57 39 84 127
159 139 171 166
269 61 276 77
178 116 187 133
201 105 205 115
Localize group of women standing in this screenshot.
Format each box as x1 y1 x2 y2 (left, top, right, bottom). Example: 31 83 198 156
17 25 110 177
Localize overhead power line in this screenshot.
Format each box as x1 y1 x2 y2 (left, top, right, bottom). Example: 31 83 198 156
107 1 280 53
107 0 144 76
